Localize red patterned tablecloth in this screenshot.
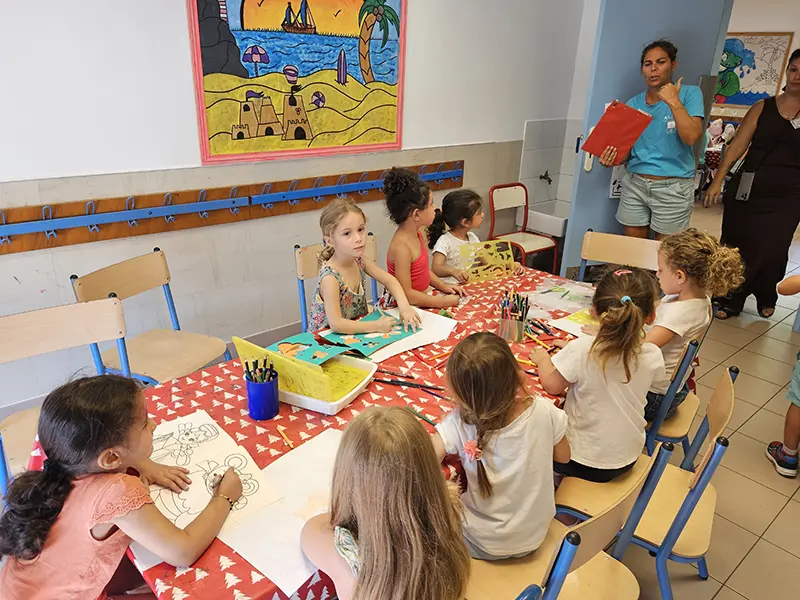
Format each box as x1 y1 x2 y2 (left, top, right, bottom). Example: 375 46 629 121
28 269 572 600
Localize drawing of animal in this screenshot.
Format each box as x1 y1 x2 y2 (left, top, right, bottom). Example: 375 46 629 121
151 423 219 466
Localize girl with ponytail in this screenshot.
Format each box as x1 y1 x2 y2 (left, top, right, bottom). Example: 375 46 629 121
431 332 570 560
308 197 419 333
533 267 665 483
0 375 243 600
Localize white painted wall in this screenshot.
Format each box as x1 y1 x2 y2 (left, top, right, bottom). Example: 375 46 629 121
729 0 799 90
0 0 584 183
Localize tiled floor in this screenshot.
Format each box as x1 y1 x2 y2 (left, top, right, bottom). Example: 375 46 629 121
618 203 800 599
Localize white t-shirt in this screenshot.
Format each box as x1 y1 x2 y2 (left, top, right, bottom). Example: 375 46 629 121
435 397 567 556
648 295 711 394
551 336 665 469
432 231 480 284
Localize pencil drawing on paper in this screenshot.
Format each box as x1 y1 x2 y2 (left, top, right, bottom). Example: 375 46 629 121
152 453 260 528
151 422 221 466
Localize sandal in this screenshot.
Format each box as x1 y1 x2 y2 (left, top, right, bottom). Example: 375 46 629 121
714 306 740 320
758 305 776 319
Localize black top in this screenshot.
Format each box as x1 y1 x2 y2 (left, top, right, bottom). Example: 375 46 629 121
744 96 800 196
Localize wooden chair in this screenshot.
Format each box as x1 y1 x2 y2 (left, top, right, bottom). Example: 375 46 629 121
70 248 230 385
294 232 380 332
465 443 672 600
488 183 558 274
0 298 127 492
577 230 660 281
557 366 738 600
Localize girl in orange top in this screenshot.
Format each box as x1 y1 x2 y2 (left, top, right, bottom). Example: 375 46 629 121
384 167 465 309
0 375 244 600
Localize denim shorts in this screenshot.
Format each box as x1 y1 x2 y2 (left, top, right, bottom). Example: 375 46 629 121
788 352 800 408
616 171 695 235
645 384 690 422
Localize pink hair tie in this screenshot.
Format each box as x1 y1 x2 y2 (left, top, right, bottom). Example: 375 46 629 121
614 269 633 276
463 440 483 462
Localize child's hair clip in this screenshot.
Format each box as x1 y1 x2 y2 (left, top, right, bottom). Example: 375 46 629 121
614 269 633 276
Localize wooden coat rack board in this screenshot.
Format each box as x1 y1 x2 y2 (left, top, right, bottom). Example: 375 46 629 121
0 161 464 257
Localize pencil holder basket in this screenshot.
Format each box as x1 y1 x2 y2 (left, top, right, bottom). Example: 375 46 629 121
246 376 280 421
498 319 525 343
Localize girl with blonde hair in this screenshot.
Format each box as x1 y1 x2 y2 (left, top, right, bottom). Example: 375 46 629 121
308 197 420 333
533 267 665 483
301 407 470 600
431 332 570 560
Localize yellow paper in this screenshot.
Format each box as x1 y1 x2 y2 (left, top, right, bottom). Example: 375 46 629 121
322 362 371 402
459 240 515 282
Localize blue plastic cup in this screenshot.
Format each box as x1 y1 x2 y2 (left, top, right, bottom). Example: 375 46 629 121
246 377 280 421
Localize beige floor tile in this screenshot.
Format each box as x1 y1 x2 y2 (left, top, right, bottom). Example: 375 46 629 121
782 310 799 325
706 322 762 348
700 339 741 365
728 539 800 600
744 337 800 366
696 360 720 379
713 465 789 536
738 409 786 445
721 312 779 335
763 387 790 416
764 500 800 559
763 323 800 346
713 587 748 600
729 400 761 432
742 302 794 324
723 433 800 497
621 544 722 600
674 416 734 469
705 516 759 581
727 351 795 387
777 294 800 311
700 366 783 407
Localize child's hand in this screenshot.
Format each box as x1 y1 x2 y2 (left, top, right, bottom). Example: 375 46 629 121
373 316 398 333
454 269 470 284
442 295 460 308
530 347 550 365
513 262 525 275
138 459 192 493
443 285 466 297
399 306 421 331
215 467 243 502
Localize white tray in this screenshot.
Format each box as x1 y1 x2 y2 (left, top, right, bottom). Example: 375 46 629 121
278 354 376 416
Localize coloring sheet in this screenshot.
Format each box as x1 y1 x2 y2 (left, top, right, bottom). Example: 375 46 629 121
459 240 515 282
322 310 418 356
549 308 599 338
221 428 344 596
268 332 351 365
150 410 238 467
370 307 458 363
523 281 594 315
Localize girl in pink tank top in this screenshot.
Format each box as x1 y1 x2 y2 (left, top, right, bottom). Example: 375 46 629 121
384 168 466 309
0 375 244 600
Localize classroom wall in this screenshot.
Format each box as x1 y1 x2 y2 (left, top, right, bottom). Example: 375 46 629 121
0 0 589 412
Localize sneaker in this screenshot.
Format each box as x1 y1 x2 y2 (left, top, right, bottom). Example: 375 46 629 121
766 441 799 478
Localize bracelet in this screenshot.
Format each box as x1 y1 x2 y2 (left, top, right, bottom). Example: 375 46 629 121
214 494 235 510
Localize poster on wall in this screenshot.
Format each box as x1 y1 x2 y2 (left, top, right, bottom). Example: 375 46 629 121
186 0 406 164
714 32 795 107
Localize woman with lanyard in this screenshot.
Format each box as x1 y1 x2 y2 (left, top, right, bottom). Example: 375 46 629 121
599 40 705 239
706 48 800 319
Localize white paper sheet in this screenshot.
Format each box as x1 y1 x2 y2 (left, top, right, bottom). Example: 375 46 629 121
150 409 239 467
369 308 458 363
522 281 594 315
220 428 344 596
548 308 599 338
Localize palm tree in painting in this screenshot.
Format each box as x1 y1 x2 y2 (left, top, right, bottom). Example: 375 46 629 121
358 0 400 84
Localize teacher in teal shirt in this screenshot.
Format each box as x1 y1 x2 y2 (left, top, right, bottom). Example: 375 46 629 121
600 40 705 239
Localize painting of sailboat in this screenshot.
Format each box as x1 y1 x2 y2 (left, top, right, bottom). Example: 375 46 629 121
282 1 317 35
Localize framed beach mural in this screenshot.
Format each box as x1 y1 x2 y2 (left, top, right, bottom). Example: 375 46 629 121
714 32 795 107
187 0 406 164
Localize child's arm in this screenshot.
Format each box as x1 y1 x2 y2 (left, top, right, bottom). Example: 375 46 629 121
363 262 422 330
430 272 466 297
320 275 396 334
391 244 459 308
431 252 469 283
553 436 571 464
431 431 447 463
778 275 800 297
301 514 356 600
531 347 570 396
114 468 242 568
136 458 191 493
644 326 676 348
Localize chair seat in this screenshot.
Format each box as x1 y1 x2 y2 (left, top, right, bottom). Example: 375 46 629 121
0 407 41 476
102 329 227 383
648 393 700 440
465 521 639 600
495 232 555 253
634 463 717 558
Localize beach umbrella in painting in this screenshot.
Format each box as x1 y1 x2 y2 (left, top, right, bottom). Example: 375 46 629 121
243 45 269 77
283 65 299 85
311 91 326 108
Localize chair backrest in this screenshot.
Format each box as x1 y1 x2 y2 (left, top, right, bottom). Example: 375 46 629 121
72 250 171 302
691 366 736 489
647 340 700 451
489 183 529 239
0 299 127 364
294 232 378 282
579 231 660 279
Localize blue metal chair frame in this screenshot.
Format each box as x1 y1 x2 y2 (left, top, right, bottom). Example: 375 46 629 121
512 532 582 600
0 436 9 494
646 340 700 458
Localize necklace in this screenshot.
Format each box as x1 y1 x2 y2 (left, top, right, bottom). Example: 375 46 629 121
777 96 800 120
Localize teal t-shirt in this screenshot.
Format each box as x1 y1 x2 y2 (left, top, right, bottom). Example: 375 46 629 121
626 85 705 179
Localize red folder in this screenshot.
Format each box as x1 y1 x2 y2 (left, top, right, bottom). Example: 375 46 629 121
581 101 653 165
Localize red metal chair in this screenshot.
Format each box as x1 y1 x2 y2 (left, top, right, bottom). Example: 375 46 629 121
488 183 558 273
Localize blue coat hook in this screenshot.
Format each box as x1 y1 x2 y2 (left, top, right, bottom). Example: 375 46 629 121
229 187 240 215
163 193 175 223
312 178 325 203
357 172 370 195
287 180 300 206
260 183 274 209
125 197 139 228
197 190 209 219
0 211 10 245
42 206 57 238
85 202 99 233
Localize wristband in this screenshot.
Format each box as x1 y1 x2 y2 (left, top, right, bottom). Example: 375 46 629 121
214 494 235 510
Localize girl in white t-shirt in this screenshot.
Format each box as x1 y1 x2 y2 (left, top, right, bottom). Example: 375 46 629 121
644 229 744 421
532 267 665 483
428 190 524 285
431 332 571 560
